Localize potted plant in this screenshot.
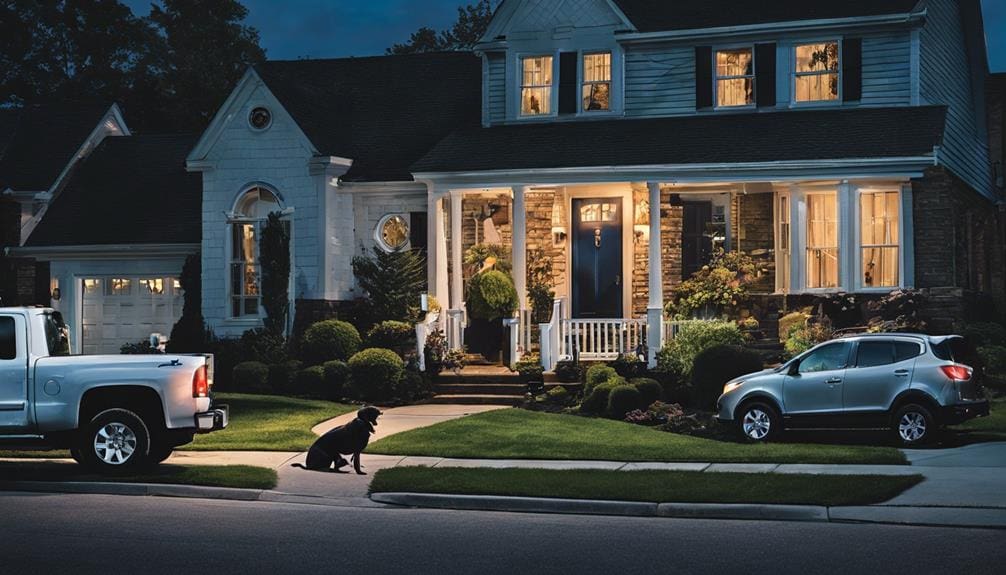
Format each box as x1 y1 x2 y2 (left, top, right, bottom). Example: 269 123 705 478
465 270 519 364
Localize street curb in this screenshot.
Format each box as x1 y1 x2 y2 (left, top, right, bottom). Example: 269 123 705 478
0 480 265 501
370 492 1006 529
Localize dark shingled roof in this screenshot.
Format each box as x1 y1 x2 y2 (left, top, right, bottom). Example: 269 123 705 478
255 52 482 182
26 134 201 247
0 102 114 191
613 0 921 33
413 106 947 173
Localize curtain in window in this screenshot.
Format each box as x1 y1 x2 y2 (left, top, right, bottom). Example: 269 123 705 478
860 191 900 288
806 193 839 288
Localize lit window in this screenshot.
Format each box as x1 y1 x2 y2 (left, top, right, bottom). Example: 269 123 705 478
794 42 839 102
582 52 611 112
715 48 754 107
806 192 839 289
83 279 101 295
860 191 900 288
521 56 553 116
140 279 164 295
777 195 791 293
229 187 280 317
106 278 132 296
376 214 410 252
579 203 617 223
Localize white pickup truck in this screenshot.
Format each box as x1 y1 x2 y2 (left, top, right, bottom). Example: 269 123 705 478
0 307 228 473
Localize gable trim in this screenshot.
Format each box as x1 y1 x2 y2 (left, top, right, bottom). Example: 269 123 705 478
478 0 636 46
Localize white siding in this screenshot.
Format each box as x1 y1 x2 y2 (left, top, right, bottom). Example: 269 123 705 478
624 45 695 117
860 32 913 106
198 80 324 338
919 0 993 198
487 53 506 125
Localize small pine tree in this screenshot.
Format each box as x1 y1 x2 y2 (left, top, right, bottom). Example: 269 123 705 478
260 212 291 335
166 252 209 352
352 246 427 325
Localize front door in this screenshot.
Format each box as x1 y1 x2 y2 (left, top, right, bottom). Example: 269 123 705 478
0 314 30 432
571 198 622 318
682 202 713 280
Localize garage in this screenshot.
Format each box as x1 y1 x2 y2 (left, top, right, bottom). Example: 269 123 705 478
80 276 183 354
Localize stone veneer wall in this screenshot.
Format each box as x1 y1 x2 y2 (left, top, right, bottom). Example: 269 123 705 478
731 192 776 293
628 184 684 317
526 190 567 301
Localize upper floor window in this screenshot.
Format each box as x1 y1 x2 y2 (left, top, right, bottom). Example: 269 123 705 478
229 186 281 318
794 42 840 102
521 56 553 116
715 48 754 107
582 52 611 112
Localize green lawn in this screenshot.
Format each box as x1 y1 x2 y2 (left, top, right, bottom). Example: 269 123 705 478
181 393 355 451
368 409 907 465
369 467 923 506
0 461 276 490
953 397 1005 436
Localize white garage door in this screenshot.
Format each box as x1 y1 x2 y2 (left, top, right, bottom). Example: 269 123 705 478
80 277 183 355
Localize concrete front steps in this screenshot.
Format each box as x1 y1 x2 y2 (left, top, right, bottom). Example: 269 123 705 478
431 370 526 405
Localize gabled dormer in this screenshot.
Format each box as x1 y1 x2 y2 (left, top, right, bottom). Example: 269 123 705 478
477 0 636 125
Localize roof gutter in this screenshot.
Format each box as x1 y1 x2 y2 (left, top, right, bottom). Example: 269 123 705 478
5 243 200 261
616 11 926 44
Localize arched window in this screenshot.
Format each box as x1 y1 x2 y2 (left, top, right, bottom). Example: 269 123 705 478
229 186 281 318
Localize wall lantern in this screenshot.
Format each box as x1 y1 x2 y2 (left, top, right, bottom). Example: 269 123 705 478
634 198 650 243
51 287 61 302
551 198 567 244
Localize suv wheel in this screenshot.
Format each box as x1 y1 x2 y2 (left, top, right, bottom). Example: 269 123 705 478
893 404 935 446
77 408 151 473
737 402 781 442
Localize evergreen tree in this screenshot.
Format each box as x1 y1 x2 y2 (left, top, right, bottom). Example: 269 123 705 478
352 247 428 325
259 212 291 335
388 0 495 54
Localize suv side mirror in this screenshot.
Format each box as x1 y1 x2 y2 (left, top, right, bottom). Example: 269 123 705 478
788 362 801 376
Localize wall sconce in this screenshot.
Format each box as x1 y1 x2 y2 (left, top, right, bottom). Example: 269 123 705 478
551 194 566 245
51 287 61 301
634 224 649 243
633 197 650 243
552 227 567 244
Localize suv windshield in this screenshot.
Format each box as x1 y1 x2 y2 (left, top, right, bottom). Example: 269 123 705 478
43 312 71 356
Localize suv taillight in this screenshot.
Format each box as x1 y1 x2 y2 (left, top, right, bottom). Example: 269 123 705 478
193 365 209 398
940 364 972 381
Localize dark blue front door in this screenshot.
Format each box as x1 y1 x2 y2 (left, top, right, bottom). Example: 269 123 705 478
572 198 622 318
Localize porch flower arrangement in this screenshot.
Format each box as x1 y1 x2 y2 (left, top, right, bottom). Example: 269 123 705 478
664 249 759 319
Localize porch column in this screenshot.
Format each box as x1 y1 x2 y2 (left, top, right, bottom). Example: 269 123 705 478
512 186 529 312
428 193 449 306
450 189 464 310
646 182 664 368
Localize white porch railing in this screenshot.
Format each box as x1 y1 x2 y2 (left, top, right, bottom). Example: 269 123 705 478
446 309 465 351
560 318 647 363
663 320 686 343
414 311 441 372
539 298 565 371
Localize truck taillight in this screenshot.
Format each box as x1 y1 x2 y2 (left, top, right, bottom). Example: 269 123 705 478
940 365 972 381
193 365 209 398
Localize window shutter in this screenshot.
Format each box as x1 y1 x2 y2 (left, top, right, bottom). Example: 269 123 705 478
559 52 578 115
842 38 863 102
695 46 713 109
755 43 777 108
409 212 428 252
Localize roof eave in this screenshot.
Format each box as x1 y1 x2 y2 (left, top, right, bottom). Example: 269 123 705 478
6 243 200 261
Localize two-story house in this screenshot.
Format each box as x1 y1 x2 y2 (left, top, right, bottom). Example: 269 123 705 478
177 0 1003 369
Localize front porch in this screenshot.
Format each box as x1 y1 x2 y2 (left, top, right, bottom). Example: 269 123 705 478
423 176 911 369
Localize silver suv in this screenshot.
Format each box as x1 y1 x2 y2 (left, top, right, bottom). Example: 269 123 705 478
716 334 990 445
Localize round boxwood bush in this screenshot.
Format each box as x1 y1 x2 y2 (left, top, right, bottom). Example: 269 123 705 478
268 360 303 394
233 361 269 393
585 364 618 395
465 270 519 321
691 344 764 410
294 366 326 397
301 320 362 364
321 360 350 399
554 360 583 383
607 384 643 419
580 376 626 414
366 320 415 353
347 348 405 402
631 377 663 408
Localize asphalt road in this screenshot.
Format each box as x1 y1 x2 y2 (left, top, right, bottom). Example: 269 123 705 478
0 492 1003 575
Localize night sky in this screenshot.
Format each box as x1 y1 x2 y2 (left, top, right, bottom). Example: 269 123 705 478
124 0 1004 71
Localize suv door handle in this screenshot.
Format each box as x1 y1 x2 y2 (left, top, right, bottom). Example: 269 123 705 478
825 378 843 384
894 369 910 377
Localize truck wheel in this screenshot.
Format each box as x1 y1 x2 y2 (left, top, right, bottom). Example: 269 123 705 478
77 408 151 473
893 403 935 446
148 443 174 465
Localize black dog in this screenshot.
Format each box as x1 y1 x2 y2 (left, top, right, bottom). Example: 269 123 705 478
292 406 382 475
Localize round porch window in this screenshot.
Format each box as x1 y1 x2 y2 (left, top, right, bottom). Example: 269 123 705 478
376 214 409 252
248 107 272 131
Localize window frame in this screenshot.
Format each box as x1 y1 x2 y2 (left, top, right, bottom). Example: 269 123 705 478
374 213 411 252
804 190 841 291
791 40 842 107
581 51 613 114
226 185 283 321
713 44 756 110
517 54 556 119
854 188 904 291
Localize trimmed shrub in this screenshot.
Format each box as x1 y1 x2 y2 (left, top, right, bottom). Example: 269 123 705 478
607 385 643 419
554 360 583 383
580 381 617 414
585 364 618 394
120 340 161 354
978 345 1006 376
233 361 269 393
348 348 405 403
400 366 434 401
295 366 326 397
631 377 663 407
691 345 764 410
239 328 288 365
778 311 810 340
515 355 545 384
656 320 744 378
611 354 646 379
964 323 1006 347
321 360 350 400
301 320 362 364
546 385 570 402
366 320 415 354
466 270 519 321
268 360 303 394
